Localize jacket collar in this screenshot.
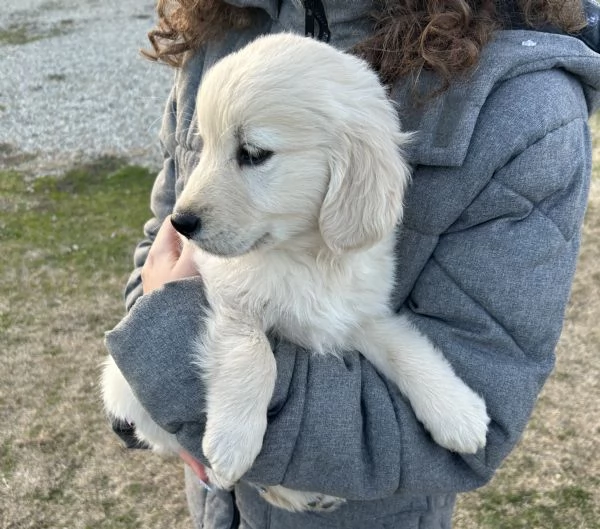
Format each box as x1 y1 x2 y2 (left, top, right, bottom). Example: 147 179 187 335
225 0 280 19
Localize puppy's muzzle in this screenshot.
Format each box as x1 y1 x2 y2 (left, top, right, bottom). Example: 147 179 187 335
171 212 200 239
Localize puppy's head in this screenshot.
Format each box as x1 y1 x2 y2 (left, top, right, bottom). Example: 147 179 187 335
173 33 412 257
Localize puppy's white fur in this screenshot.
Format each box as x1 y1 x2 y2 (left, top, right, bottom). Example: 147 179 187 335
102 34 489 512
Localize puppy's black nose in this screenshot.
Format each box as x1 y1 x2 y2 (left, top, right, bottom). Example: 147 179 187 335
171 212 200 238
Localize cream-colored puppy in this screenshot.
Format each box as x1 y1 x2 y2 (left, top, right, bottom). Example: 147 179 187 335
102 33 489 512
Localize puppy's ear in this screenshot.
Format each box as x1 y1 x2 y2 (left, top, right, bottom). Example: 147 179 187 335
319 129 412 253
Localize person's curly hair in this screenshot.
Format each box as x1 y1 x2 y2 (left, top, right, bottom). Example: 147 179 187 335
143 0 586 87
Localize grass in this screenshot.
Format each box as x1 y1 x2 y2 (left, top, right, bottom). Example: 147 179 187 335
1 116 599 528
472 486 596 528
0 157 151 283
0 157 190 529
0 25 35 45
0 20 72 46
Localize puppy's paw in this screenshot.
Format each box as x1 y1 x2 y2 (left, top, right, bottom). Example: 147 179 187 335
417 383 490 454
101 356 181 454
203 415 267 490
260 485 345 513
204 466 234 491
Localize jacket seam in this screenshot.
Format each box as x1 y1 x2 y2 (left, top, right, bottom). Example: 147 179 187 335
488 177 572 242
491 116 587 242
280 350 309 486
445 115 586 238
493 115 586 179
382 376 405 494
428 255 530 359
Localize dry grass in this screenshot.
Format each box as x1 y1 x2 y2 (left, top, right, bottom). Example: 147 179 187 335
0 161 189 529
0 117 599 528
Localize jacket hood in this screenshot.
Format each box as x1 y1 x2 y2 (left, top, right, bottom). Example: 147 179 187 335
226 0 279 19
394 30 600 167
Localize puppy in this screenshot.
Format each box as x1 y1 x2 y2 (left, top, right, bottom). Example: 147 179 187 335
102 33 489 512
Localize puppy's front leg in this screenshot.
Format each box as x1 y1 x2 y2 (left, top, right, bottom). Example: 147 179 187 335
355 315 490 454
200 307 277 490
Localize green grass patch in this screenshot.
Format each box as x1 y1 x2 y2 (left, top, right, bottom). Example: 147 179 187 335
0 156 156 359
0 24 35 45
1 439 17 478
475 486 598 529
46 73 66 82
0 156 154 283
0 22 72 46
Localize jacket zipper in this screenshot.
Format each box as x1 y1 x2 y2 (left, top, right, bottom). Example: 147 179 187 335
304 0 331 42
230 490 241 529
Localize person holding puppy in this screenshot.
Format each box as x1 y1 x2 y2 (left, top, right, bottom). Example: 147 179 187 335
104 1 600 528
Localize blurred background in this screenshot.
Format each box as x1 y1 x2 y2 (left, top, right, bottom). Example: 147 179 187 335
0 0 172 174
0 1 599 528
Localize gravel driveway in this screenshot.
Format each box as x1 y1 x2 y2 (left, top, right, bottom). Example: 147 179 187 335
0 0 173 174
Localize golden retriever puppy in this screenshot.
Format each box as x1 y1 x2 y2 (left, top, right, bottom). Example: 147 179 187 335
102 33 489 512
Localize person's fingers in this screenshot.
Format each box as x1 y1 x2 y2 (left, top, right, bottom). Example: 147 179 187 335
148 216 183 262
179 449 211 489
172 239 200 278
141 217 198 293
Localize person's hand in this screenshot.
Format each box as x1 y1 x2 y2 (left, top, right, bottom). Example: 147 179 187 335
142 216 199 294
179 449 212 489
141 219 208 482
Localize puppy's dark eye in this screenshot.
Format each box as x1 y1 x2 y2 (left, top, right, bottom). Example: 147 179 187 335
237 145 273 167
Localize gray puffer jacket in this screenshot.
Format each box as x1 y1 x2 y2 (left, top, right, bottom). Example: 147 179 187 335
105 1 600 528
